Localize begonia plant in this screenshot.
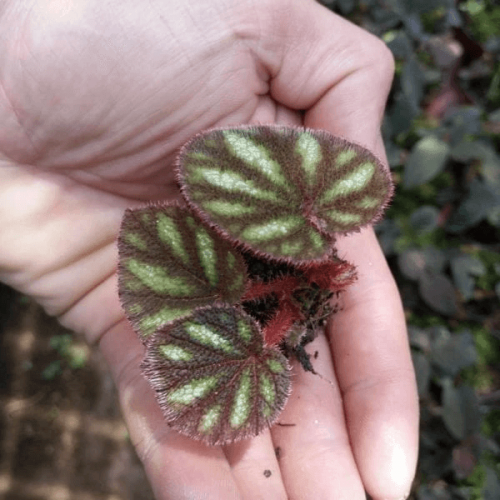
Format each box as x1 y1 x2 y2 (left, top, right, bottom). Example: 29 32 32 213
117 125 393 445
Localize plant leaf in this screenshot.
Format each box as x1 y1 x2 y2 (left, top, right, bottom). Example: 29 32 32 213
410 205 440 233
401 56 425 109
451 254 486 300
441 379 480 441
118 204 247 338
398 247 446 281
430 328 477 377
403 135 450 189
178 125 393 262
142 305 291 445
412 351 431 397
398 249 427 280
418 271 458 317
447 178 500 233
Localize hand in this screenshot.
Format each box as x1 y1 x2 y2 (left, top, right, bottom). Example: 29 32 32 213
0 1 418 498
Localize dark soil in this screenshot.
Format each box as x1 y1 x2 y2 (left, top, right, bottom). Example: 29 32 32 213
0 283 154 500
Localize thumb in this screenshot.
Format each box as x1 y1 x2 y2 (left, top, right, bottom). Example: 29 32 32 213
257 0 394 157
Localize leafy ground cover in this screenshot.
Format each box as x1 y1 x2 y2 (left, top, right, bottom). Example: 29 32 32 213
323 1 500 498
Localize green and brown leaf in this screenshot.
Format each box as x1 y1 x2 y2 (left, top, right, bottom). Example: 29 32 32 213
178 125 393 262
142 305 291 445
118 204 247 338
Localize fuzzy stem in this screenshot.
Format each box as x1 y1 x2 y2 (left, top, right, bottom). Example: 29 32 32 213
300 260 357 292
241 276 301 302
263 299 303 347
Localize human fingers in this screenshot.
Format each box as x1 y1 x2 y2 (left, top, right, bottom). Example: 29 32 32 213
255 2 418 498
99 320 243 500
271 333 366 500
329 229 419 500
223 431 287 500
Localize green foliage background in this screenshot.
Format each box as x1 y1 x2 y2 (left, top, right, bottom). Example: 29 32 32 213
322 1 500 498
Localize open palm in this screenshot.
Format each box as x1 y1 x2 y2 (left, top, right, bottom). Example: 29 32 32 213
0 1 418 499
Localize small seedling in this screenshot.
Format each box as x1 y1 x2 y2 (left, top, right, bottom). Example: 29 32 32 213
42 334 89 380
118 125 393 445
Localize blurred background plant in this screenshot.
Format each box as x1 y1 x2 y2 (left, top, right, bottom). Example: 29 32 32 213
41 334 89 381
322 1 500 498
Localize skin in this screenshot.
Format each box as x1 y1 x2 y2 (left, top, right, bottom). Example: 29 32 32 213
0 1 419 499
